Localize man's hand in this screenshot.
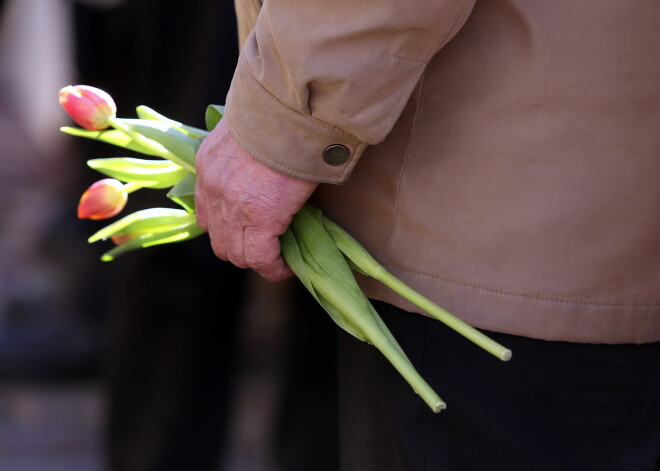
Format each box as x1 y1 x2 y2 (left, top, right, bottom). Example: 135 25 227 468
195 120 318 281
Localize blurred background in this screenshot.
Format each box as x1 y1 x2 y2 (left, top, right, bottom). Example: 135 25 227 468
0 0 338 470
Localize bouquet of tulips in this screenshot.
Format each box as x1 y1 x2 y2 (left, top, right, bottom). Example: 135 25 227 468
60 85 511 412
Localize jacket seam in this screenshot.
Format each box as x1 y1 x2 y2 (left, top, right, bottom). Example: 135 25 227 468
384 1 473 265
390 266 660 309
386 72 426 266
372 61 427 140
389 54 428 64
424 0 476 59
388 1 476 63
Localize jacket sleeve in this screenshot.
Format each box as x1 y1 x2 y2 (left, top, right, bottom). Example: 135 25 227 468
224 0 476 183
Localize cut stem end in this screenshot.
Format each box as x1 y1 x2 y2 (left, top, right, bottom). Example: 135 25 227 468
501 349 513 362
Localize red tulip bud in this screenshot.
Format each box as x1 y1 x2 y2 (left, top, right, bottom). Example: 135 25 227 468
110 234 135 245
59 85 117 131
78 179 128 220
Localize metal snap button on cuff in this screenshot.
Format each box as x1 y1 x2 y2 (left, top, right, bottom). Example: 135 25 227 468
323 144 350 166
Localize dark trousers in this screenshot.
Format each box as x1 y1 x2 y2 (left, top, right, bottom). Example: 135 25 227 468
339 301 660 471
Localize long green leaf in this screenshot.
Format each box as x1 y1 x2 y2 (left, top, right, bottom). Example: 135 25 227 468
167 173 197 212
88 208 191 243
116 118 196 169
60 126 161 156
288 205 445 411
280 228 317 299
136 105 209 139
289 206 371 340
281 227 366 341
100 222 204 261
205 104 224 131
87 158 187 189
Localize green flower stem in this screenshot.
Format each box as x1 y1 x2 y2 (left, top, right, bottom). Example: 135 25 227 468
107 117 197 174
122 182 144 194
371 265 512 362
373 333 446 412
323 216 512 361
307 268 446 412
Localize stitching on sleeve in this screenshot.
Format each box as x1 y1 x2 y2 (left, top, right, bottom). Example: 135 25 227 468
227 116 339 180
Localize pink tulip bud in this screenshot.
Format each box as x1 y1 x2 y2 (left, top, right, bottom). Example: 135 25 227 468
78 179 128 220
59 85 117 131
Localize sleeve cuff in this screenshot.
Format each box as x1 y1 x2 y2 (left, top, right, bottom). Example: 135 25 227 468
224 54 368 184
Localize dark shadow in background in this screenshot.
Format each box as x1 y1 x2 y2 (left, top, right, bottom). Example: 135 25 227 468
74 1 245 470
73 1 339 470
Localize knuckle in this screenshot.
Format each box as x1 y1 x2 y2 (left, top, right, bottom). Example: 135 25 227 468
226 248 248 269
195 211 208 232
209 240 227 262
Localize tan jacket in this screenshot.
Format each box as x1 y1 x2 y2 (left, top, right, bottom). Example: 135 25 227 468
228 0 660 343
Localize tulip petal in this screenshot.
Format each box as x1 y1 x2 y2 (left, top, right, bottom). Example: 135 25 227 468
59 85 116 131
77 178 127 220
